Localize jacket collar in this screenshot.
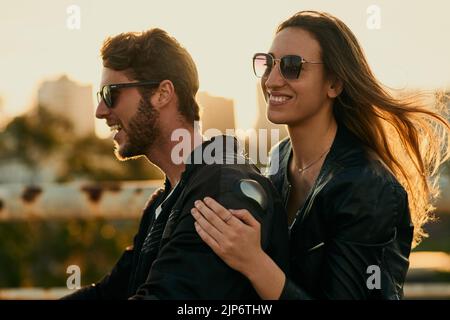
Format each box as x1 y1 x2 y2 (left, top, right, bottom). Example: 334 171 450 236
163 135 245 189
277 122 364 178
322 122 364 169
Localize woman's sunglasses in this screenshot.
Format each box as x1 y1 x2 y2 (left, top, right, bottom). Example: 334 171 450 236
252 53 323 80
96 80 161 108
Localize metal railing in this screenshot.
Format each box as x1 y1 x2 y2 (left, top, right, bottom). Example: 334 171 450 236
1 178 449 220
0 181 161 220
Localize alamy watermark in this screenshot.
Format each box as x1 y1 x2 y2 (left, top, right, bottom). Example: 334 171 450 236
366 265 381 290
66 265 81 290
66 5 81 30
367 5 381 30
170 121 281 175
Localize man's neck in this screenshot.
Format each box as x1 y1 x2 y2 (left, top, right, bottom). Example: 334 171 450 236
146 125 204 188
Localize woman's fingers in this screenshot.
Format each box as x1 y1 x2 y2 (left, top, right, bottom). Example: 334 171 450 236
230 209 260 228
203 197 236 224
192 201 264 275
191 208 225 243
202 197 243 227
193 198 230 231
194 221 221 253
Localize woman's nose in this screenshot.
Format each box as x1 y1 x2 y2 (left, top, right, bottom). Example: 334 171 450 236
264 62 285 89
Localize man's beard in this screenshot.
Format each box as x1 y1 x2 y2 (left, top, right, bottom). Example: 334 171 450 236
114 98 161 161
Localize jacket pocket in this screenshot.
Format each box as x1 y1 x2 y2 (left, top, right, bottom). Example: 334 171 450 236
306 242 325 253
291 241 326 292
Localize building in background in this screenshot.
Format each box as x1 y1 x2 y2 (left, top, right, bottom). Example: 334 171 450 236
197 91 236 137
37 75 95 137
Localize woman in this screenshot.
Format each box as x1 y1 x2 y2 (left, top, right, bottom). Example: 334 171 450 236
190 11 450 299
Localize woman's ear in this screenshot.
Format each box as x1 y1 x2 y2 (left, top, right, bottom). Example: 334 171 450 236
150 80 175 109
327 75 343 99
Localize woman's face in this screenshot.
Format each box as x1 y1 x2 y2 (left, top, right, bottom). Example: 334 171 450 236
262 27 335 126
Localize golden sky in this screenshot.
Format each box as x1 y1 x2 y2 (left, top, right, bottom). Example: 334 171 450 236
1 0 449 136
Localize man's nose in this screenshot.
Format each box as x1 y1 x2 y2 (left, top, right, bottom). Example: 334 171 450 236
95 100 109 119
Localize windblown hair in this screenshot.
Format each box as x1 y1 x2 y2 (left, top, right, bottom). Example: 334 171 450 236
278 11 450 246
101 28 200 123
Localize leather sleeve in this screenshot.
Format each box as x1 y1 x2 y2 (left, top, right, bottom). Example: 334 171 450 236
281 168 410 300
130 165 289 299
320 168 409 299
279 277 313 300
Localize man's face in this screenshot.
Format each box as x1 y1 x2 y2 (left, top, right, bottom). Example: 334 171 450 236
95 67 161 160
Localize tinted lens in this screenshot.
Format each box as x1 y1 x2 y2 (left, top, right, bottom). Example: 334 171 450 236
280 55 302 79
253 54 272 78
96 91 102 105
102 85 113 108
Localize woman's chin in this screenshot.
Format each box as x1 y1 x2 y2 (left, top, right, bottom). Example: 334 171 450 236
267 111 289 125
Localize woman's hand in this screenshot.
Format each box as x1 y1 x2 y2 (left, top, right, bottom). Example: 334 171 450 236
190 197 265 278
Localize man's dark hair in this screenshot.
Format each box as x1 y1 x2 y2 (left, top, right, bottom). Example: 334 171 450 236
101 28 200 123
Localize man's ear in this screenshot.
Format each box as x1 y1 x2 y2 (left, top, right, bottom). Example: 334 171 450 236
327 75 343 99
150 80 175 109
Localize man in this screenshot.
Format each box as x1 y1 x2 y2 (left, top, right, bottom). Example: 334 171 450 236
64 28 289 299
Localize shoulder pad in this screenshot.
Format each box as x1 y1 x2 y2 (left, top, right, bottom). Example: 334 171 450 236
235 179 268 211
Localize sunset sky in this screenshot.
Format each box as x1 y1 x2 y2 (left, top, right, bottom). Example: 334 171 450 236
1 0 449 136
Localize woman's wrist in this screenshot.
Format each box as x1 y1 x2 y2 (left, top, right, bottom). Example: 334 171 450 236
241 249 267 280
244 250 286 300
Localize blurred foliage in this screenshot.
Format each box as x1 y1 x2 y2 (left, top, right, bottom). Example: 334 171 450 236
0 105 163 182
0 107 71 167
0 105 161 287
0 218 138 288
0 214 448 288
442 161 450 176
415 212 450 252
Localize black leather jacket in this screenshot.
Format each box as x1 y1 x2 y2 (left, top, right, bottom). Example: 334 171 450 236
62 135 290 299
267 123 414 299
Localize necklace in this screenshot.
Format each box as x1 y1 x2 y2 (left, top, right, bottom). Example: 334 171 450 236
296 147 331 174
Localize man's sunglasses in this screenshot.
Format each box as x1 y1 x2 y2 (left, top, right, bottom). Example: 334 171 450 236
252 53 323 80
96 81 161 108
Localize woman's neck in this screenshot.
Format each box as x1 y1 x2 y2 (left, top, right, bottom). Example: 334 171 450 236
287 115 337 170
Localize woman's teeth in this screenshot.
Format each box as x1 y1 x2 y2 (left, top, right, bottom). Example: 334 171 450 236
270 95 291 103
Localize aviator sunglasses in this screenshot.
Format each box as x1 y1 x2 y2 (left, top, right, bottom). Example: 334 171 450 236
253 53 323 80
97 81 161 108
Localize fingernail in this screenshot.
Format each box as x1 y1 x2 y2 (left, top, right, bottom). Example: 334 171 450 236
204 197 210 203
191 208 196 215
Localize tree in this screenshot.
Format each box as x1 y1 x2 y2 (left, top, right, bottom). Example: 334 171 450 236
0 105 163 182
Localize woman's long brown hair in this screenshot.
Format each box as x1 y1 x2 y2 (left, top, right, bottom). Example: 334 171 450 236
278 11 450 247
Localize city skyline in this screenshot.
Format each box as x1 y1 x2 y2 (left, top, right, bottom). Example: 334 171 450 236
38 75 95 137
3 73 246 139
1 0 450 133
